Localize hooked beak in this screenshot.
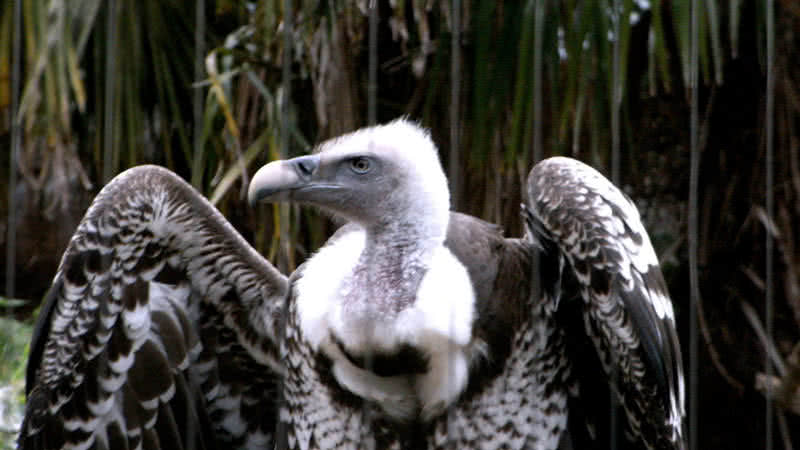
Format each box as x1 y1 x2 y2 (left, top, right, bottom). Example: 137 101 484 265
248 154 321 206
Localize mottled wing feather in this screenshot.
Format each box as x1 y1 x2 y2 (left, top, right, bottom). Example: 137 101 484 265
525 157 686 450
20 165 288 450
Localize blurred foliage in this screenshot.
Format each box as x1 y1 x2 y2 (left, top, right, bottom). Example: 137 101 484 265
0 0 756 249
0 304 32 449
1 0 799 448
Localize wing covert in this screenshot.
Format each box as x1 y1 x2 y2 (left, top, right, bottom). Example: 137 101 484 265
19 165 288 450
524 157 686 450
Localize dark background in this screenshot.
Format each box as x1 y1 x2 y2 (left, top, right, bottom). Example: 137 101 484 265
1 1 798 448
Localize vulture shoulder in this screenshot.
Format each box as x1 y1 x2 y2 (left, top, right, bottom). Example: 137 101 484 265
19 165 288 450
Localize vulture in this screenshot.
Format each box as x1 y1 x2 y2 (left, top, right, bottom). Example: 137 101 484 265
19 119 685 450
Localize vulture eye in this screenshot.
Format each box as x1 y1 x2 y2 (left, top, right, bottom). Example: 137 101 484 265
349 157 372 174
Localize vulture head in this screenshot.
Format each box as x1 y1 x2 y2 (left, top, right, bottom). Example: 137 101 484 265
249 119 450 242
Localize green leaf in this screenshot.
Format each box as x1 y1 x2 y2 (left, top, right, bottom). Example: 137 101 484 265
672 0 690 89
509 0 535 164
705 0 723 84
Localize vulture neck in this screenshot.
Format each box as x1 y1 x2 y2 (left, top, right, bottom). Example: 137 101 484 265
353 214 448 315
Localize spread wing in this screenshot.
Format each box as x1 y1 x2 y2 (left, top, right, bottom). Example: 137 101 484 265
524 157 686 450
19 165 288 450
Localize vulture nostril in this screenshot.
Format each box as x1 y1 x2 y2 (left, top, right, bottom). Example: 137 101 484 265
298 162 312 176
294 156 319 178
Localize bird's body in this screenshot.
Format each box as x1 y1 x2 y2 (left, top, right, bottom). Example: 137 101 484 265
20 119 685 450
280 213 569 449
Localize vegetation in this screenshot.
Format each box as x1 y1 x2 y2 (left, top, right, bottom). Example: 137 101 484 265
1 0 798 448
0 299 31 449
